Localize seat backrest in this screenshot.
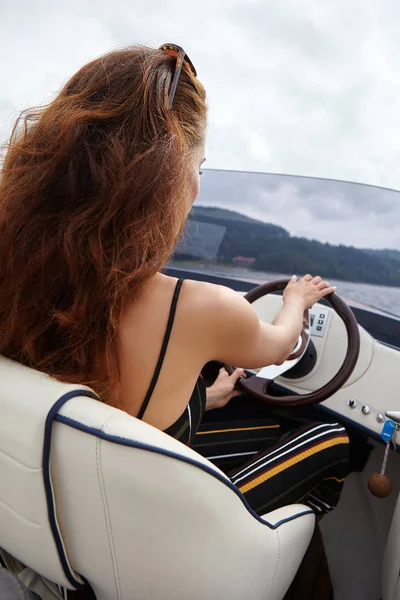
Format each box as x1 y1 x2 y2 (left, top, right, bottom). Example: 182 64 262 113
0 356 86 589
0 356 314 600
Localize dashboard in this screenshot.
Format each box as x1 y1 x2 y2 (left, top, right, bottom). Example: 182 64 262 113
244 293 400 448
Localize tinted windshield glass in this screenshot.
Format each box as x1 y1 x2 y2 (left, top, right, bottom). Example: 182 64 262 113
170 170 400 318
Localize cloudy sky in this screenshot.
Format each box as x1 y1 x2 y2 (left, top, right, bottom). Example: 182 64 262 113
1 0 400 249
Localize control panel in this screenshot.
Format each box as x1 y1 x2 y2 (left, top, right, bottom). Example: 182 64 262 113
309 307 330 337
345 398 400 450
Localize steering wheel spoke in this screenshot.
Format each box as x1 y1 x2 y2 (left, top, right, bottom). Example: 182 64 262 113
238 374 272 397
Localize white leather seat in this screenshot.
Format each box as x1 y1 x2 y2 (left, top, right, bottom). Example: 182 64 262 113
0 355 315 600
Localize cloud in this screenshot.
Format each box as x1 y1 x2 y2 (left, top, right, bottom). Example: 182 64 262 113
205 0 400 190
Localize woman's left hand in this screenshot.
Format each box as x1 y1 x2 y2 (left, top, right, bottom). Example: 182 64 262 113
205 367 246 411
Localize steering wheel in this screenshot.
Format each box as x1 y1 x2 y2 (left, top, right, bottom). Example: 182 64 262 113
225 279 360 406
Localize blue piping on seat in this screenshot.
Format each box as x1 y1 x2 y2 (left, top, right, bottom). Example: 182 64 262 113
43 389 98 589
54 412 314 530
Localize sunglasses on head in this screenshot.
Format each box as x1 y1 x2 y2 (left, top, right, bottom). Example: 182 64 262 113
159 43 197 108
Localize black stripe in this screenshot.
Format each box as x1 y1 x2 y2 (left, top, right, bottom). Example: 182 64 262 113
165 416 189 442
193 435 280 449
54 413 314 530
137 279 184 420
230 424 345 482
233 432 347 488
164 378 206 445
249 459 347 515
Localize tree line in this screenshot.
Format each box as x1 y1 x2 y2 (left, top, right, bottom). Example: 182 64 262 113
174 206 400 287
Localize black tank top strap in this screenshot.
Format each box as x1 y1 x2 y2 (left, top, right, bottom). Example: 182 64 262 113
137 278 184 420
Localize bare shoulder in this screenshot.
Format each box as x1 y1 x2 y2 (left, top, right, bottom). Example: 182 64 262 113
180 278 252 319
179 278 261 364
135 274 287 370
180 277 232 302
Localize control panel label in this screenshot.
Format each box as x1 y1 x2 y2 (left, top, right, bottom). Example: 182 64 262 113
309 308 329 337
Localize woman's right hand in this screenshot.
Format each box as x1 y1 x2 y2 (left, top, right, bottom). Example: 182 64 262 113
205 367 246 411
283 274 337 309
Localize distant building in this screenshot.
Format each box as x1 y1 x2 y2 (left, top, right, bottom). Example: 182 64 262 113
232 256 256 265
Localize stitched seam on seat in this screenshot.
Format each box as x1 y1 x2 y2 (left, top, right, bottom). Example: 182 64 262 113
0 494 49 526
42 389 98 589
56 414 314 530
268 529 280 600
100 410 120 430
96 415 122 599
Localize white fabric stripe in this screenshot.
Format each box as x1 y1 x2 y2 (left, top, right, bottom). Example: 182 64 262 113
231 426 345 485
307 500 323 513
231 422 341 481
208 450 258 460
187 404 192 441
307 494 332 510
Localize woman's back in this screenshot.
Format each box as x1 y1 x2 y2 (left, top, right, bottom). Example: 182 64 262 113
118 274 207 429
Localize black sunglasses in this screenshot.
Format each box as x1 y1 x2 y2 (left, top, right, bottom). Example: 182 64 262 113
159 43 197 108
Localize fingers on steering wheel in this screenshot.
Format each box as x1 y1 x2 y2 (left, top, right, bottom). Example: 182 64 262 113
317 279 329 289
232 367 245 381
320 285 337 297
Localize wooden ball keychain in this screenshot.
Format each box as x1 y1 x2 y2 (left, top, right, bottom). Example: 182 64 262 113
368 418 397 498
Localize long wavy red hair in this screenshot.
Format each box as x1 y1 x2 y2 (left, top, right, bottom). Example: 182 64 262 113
0 45 206 401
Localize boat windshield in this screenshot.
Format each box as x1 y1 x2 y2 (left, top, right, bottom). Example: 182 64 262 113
169 170 400 318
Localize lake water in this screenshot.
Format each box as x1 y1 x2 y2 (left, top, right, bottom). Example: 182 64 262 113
171 262 400 318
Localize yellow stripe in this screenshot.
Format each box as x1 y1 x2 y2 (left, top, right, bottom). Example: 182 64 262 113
196 424 280 436
322 476 345 483
238 436 349 494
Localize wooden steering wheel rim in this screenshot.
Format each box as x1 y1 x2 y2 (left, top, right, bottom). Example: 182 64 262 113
225 279 361 406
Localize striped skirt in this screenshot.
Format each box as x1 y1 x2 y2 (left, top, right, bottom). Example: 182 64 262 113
192 396 349 516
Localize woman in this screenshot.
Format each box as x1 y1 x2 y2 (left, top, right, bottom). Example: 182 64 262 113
0 43 348 518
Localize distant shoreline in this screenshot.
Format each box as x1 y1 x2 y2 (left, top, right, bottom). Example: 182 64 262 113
172 259 400 290
170 261 400 318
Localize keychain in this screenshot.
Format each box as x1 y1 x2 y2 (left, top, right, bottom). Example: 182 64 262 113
368 419 396 498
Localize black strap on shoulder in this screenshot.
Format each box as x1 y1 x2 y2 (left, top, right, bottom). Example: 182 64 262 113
137 279 184 420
